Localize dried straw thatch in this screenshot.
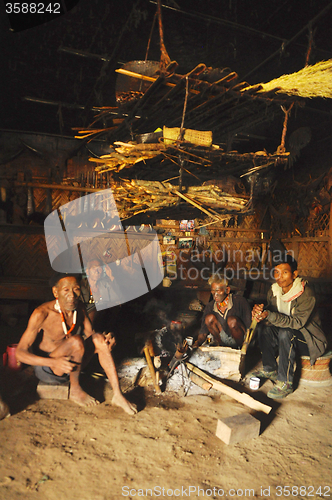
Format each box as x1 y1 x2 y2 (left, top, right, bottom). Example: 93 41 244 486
243 59 332 99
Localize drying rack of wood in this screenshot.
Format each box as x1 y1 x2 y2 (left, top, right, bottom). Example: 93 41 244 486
90 139 289 181
13 177 252 221
74 62 294 188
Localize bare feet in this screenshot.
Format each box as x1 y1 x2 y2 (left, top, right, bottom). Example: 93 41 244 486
69 387 99 407
0 398 10 420
112 393 137 415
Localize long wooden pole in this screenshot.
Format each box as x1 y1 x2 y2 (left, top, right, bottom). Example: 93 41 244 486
186 362 272 414
14 182 100 193
115 69 200 94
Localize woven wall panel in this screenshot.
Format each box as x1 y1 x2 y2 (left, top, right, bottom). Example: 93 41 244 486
285 241 329 278
298 241 329 278
242 213 261 229
77 233 159 263
52 190 79 212
0 233 53 278
223 242 259 271
33 188 46 213
78 235 129 264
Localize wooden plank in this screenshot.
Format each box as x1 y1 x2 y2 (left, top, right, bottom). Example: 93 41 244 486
189 372 213 391
186 362 272 414
282 237 329 242
14 181 101 193
37 382 69 400
155 225 270 233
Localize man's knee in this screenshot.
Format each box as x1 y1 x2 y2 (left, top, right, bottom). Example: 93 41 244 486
66 335 85 356
278 328 293 344
226 315 238 330
258 324 276 341
92 332 107 351
205 313 217 326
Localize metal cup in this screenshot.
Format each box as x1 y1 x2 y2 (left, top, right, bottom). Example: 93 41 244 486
249 376 260 390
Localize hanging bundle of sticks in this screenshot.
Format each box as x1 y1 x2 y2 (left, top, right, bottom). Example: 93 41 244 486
108 178 251 219
89 138 289 180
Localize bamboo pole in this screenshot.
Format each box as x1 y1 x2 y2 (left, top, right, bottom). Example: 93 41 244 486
14 182 101 193
115 69 200 94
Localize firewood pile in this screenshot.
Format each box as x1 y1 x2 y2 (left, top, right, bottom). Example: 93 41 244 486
101 178 251 219
90 138 289 180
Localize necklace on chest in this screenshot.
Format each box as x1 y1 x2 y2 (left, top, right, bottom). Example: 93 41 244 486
216 295 229 313
54 299 77 338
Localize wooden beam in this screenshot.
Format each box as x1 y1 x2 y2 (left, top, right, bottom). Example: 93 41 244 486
115 69 200 95
186 362 272 414
14 182 100 193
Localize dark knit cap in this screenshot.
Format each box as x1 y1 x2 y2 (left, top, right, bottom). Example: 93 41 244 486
49 272 82 288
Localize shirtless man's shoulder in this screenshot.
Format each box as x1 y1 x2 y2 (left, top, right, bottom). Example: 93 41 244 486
32 300 86 352
33 300 86 325
31 300 56 327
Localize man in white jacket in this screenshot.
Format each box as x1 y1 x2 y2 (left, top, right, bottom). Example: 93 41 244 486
252 255 327 399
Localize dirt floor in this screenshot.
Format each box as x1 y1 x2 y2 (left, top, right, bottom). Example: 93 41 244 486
0 358 332 500
0 298 332 500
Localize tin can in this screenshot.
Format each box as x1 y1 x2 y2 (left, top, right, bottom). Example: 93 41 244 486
249 376 260 390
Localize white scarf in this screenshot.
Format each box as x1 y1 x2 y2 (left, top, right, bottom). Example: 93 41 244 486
271 277 305 315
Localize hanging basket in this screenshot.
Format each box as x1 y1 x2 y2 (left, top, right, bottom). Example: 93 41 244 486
163 126 213 147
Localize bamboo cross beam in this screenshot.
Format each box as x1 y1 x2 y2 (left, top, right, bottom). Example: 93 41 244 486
115 68 200 94
14 181 101 193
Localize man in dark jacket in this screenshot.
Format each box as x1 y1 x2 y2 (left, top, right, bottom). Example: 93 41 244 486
197 275 252 348
252 255 327 399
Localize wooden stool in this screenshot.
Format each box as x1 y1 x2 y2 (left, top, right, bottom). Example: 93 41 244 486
37 381 70 399
300 351 332 387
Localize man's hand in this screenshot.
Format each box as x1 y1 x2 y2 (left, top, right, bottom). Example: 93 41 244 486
103 332 116 351
252 304 268 322
104 264 114 280
50 356 75 375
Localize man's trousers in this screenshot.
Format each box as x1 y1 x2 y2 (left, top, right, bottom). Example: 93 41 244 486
258 325 309 383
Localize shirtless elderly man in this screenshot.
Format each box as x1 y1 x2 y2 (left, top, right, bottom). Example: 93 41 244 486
197 275 251 348
16 273 137 415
